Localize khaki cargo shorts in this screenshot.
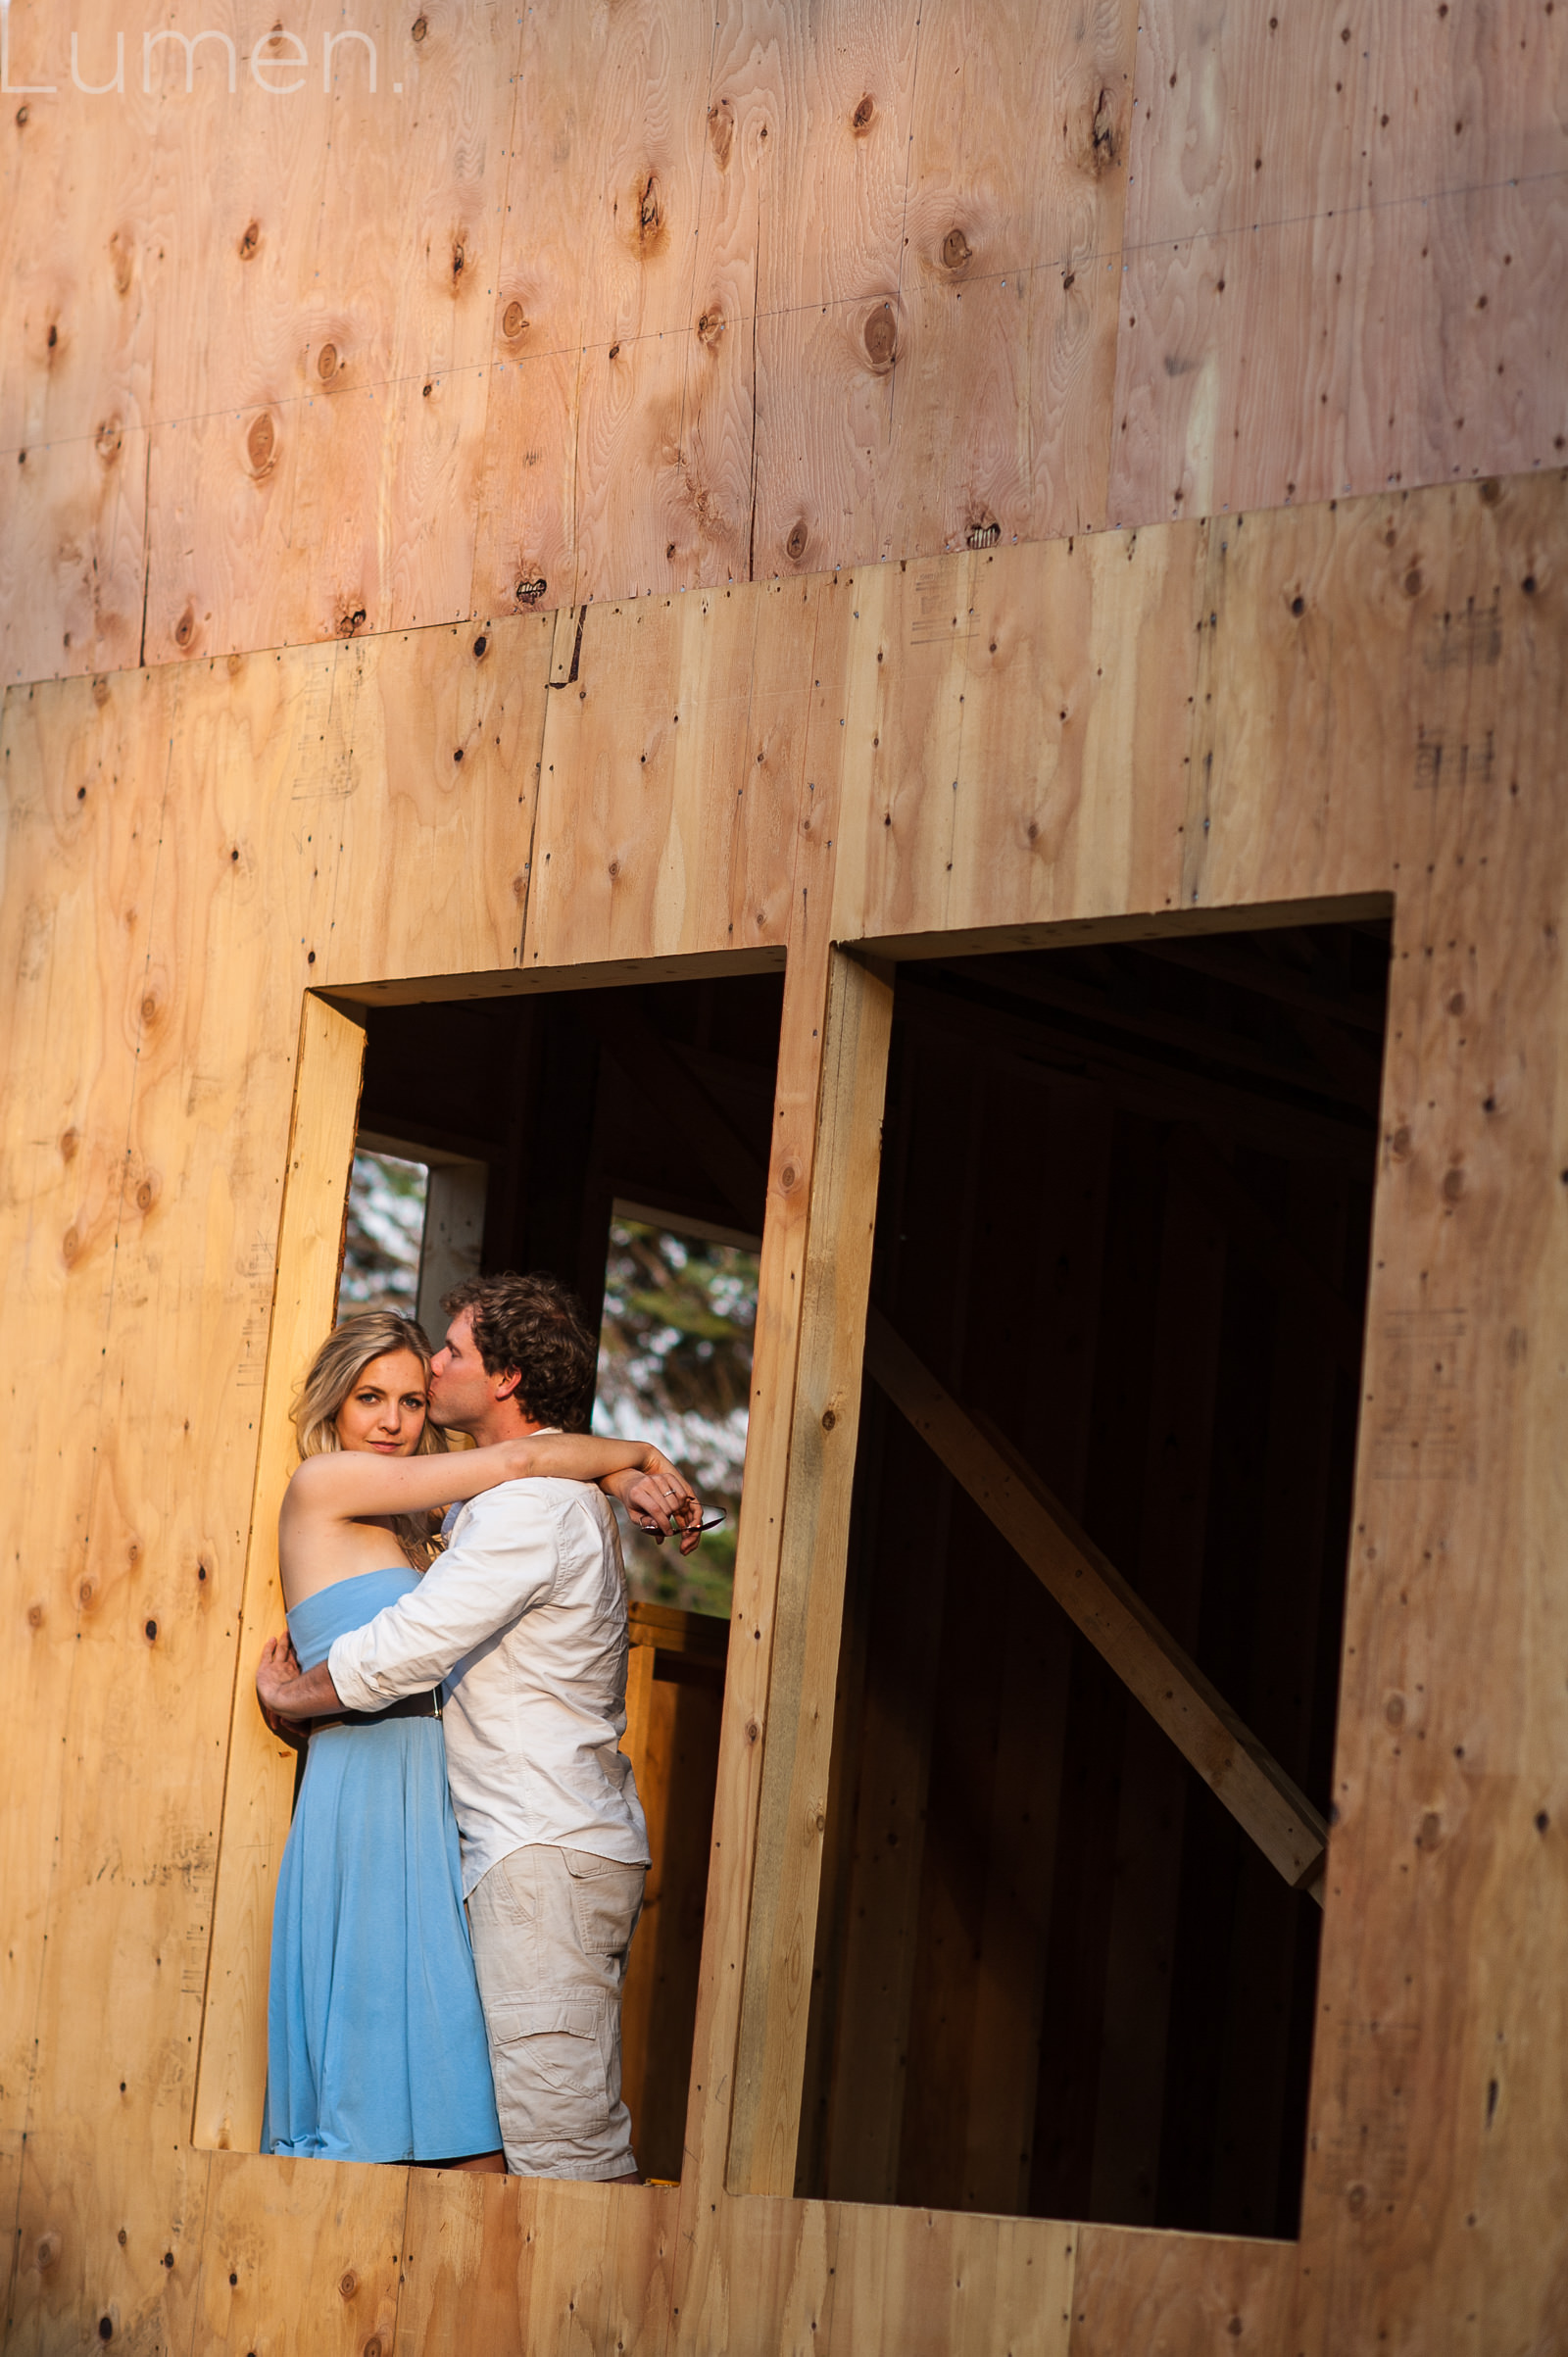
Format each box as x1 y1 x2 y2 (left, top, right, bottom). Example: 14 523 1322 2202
466 1842 645 2180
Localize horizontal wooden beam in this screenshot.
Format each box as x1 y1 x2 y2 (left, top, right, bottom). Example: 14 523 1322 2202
863 1308 1327 1903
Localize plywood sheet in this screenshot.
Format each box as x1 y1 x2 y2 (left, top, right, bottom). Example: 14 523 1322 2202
0 425 149 683
1109 0 1568 522
718 0 920 581
397 2171 677 2356
525 580 815 969
0 668 172 2160
144 363 490 663
2 0 1564 676
1067 2222 1295 2357
0 0 164 456
869 0 1136 555
830 526 1204 947
148 2 517 418
470 349 583 624
193 2150 409 2357
504 0 722 608
4 648 370 2342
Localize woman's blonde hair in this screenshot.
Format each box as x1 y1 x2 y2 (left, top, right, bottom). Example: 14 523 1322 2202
291 1310 448 1568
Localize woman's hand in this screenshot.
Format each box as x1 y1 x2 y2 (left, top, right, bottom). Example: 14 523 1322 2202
605 1451 704 1554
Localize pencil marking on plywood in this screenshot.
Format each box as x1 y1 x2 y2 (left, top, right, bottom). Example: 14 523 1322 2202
1369 1308 1473 1482
908 570 975 647
1412 731 1493 792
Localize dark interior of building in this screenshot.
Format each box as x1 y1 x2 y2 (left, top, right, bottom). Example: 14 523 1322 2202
349 918 1389 2226
800 919 1388 2235
356 967 786 1320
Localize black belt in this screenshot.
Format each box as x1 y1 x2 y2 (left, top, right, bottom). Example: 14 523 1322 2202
311 1691 440 1735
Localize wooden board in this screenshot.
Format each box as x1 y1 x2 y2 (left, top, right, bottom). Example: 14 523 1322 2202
192 994 366 2155
619 1611 727 2185
726 948 896 2196
865 1308 1328 1891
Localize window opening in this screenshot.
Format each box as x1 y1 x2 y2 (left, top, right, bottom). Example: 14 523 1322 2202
796 914 1390 2238
336 968 782 2183
341 1148 428 1314
597 1208 760 1619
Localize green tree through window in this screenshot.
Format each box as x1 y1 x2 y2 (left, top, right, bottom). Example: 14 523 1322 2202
595 1217 759 1617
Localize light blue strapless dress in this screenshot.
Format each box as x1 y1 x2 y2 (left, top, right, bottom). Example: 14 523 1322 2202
261 1568 502 2163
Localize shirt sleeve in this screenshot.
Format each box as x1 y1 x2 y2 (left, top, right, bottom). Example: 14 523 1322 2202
327 1483 561 1711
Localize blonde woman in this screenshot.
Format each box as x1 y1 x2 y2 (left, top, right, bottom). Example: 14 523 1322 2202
261 1310 695 2170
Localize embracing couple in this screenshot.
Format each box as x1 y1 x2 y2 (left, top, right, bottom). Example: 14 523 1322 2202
254 1270 703 2179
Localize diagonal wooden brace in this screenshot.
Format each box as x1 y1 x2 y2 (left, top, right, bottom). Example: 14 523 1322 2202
863 1306 1328 1904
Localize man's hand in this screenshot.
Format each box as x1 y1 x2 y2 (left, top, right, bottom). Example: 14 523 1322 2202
257 1634 303 1740
257 1634 342 1727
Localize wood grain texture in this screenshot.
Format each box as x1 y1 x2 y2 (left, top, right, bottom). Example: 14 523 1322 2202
619 1608 728 2185
395 2171 678 2357
1 0 1562 671
193 2149 408 2357
872 0 1136 555
865 1309 1328 1892
0 667 169 2166
0 2 1555 673
0 472 1566 2354
726 948 895 2197
729 0 922 581
671 575 858 2337
144 363 491 663
192 995 366 2156
527 580 814 971
4 687 322 2344
1067 2222 1295 2357
830 529 1204 947
0 427 150 684
1109 0 1568 523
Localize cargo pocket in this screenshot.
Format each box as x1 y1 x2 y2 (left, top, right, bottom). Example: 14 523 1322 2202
488 1995 612 2142
562 1848 644 1958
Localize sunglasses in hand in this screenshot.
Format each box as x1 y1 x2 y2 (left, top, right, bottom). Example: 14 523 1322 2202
633 1504 728 1541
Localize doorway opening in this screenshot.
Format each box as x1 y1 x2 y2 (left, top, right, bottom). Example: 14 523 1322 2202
344 967 783 2178
797 916 1390 2236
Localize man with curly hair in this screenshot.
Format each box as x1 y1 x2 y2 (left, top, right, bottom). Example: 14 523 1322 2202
257 1271 702 2183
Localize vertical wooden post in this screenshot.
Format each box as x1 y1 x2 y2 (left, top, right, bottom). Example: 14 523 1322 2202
622 1634 657 1799
725 948 896 2196
190 995 366 2152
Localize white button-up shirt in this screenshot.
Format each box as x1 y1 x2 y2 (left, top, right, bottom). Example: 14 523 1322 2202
327 1476 650 1895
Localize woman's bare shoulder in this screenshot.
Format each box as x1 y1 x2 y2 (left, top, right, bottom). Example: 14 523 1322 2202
282 1454 345 1508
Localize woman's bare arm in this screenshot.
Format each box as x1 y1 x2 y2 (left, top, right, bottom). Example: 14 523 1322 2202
282 1432 689 1531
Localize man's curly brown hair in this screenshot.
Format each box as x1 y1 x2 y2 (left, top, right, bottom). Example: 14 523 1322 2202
441 1271 597 1432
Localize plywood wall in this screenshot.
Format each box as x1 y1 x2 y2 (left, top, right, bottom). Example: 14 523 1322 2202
2 467 1564 2354
1 0 1562 688
2 1 1566 2348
